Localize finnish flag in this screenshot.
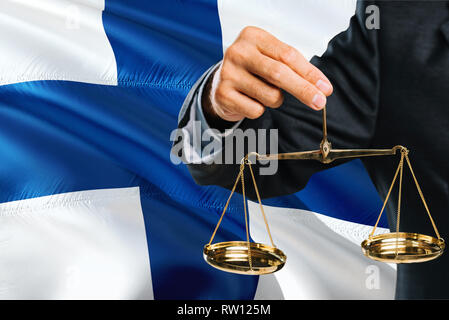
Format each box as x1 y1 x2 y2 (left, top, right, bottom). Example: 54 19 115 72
0 0 394 299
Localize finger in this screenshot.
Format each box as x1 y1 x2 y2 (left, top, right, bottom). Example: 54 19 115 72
215 82 266 119
252 30 333 96
245 53 327 110
212 92 245 122
214 106 245 122
233 70 284 108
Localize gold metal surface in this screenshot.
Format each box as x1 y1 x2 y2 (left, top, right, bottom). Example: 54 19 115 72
251 145 404 163
203 242 286 275
204 159 283 275
204 106 445 274
361 233 445 263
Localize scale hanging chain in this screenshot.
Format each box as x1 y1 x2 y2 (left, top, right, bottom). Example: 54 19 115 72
369 150 404 238
247 161 276 248
396 152 405 234
240 159 253 270
207 163 245 246
394 152 405 256
323 106 327 141
404 153 442 240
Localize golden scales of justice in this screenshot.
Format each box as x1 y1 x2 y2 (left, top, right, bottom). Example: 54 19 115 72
203 106 445 275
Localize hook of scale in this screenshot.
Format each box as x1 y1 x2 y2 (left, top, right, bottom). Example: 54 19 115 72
203 106 445 275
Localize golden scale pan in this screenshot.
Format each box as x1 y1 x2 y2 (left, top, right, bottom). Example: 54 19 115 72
203 106 445 275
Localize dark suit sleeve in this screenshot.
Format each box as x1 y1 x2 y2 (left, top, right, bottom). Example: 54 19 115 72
176 1 380 200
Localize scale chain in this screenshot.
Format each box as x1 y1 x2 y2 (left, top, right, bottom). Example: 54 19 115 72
404 154 441 240
247 161 276 248
240 162 253 270
369 151 404 238
369 149 441 242
207 164 244 246
395 152 405 255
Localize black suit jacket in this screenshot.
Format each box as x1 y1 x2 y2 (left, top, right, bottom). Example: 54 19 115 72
177 1 449 299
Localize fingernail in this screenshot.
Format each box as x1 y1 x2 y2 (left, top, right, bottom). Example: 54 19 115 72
312 94 326 110
316 79 331 94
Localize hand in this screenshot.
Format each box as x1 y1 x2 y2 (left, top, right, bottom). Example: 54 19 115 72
203 26 333 123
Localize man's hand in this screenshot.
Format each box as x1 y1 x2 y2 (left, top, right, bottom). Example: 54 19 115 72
203 26 333 124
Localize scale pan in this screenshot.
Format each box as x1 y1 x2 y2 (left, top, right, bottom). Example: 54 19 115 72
203 241 286 275
361 232 445 263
